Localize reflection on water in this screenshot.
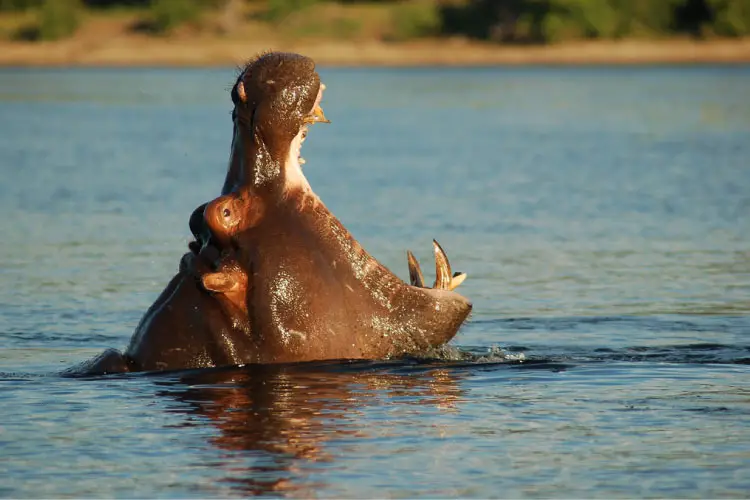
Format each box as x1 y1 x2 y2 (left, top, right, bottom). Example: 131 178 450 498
0 64 749 497
155 363 465 496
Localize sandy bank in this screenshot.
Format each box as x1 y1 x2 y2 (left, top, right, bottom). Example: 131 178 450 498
1 35 749 67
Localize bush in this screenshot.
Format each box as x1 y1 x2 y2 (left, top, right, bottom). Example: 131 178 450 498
22 0 82 41
330 16 362 39
609 0 685 37
264 0 320 24
437 0 750 42
148 0 202 33
388 0 441 41
0 0 41 11
708 0 750 36
540 0 686 41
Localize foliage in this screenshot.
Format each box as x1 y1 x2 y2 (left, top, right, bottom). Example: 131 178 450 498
14 0 82 40
539 0 686 41
330 15 362 38
1 0 149 10
264 0 320 23
3 0 750 41
388 0 441 40
84 0 149 7
0 0 41 12
146 0 203 33
440 0 750 42
280 11 364 40
707 0 750 36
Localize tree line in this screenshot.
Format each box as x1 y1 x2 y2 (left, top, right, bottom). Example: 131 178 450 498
2 0 748 41
441 0 750 41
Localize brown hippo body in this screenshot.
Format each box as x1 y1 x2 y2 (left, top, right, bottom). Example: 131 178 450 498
71 52 471 375
70 252 253 375
125 253 255 371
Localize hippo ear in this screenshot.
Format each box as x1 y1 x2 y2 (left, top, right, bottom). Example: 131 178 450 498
201 273 235 294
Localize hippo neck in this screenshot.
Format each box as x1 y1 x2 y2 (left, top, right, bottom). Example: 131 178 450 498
221 131 241 195
222 125 289 195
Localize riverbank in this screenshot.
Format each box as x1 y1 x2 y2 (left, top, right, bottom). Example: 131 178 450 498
2 37 749 67
2 36 749 67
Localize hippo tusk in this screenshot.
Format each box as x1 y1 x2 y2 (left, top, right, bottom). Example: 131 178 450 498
450 272 467 290
433 239 467 291
433 240 452 290
407 250 425 288
304 104 330 124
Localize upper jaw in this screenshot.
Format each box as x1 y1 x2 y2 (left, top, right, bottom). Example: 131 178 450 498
298 84 330 163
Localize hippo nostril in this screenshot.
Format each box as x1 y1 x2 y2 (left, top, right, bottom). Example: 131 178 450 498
223 208 231 218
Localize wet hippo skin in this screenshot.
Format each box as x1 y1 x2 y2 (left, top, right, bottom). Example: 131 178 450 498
69 52 471 375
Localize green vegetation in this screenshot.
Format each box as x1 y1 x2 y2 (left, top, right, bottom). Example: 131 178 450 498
440 0 750 42
38 0 82 39
707 0 750 36
388 0 441 41
145 0 202 33
11 0 82 41
1 0 749 42
264 0 318 23
0 0 41 10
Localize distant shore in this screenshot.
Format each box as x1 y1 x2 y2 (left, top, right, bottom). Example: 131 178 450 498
1 35 749 68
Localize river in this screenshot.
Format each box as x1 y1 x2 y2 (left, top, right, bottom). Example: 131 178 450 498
0 64 748 497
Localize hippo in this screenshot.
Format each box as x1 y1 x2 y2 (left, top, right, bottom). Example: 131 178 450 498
70 52 471 375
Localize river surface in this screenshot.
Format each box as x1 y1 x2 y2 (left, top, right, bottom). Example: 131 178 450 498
0 65 748 498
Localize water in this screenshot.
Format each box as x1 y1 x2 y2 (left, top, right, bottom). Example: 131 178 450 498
1 64 749 498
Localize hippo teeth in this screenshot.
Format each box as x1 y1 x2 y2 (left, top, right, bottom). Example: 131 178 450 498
407 250 425 288
299 156 306 165
406 240 466 291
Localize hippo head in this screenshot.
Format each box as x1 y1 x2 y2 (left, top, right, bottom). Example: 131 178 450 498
188 52 473 364
222 52 329 196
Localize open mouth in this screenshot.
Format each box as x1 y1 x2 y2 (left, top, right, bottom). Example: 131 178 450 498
298 83 329 167
298 126 308 166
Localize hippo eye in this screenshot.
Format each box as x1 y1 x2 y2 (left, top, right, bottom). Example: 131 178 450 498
223 208 231 218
